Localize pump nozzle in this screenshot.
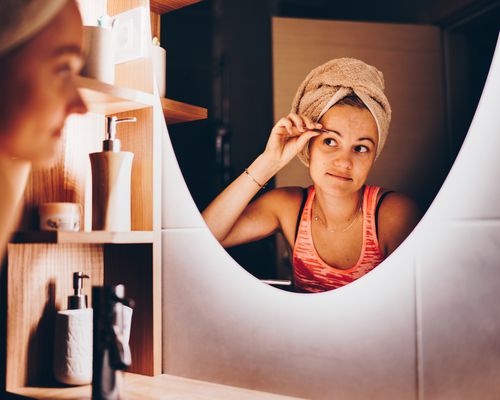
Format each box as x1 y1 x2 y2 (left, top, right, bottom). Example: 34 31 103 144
68 272 90 310
104 116 137 151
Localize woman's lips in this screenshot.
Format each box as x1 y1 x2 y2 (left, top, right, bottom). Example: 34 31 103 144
327 172 352 181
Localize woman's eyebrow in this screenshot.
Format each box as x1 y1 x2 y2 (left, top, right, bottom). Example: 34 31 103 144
318 129 376 145
51 44 84 59
317 128 342 136
358 137 376 145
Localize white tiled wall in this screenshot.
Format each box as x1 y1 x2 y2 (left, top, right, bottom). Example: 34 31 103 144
162 228 418 400
160 33 500 400
416 223 500 400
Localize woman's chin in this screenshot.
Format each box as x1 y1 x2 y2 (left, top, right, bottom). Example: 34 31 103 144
315 179 365 196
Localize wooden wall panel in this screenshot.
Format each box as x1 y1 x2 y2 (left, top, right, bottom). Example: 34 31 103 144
115 108 154 231
20 114 104 232
108 0 154 93
6 244 104 390
150 11 161 39
104 243 158 375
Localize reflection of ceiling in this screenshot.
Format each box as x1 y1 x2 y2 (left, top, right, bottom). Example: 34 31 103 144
276 0 500 25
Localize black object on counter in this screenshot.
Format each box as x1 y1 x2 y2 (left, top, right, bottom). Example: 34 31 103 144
92 284 133 400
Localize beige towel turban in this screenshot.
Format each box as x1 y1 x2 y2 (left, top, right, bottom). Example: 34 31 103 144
291 57 392 165
0 0 67 56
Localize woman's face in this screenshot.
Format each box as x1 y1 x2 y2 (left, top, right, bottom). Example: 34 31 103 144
0 1 87 165
308 105 378 196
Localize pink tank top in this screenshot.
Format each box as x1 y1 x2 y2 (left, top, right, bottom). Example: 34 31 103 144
293 185 385 293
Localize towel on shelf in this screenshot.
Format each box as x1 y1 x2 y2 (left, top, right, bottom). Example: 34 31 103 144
290 57 392 165
0 0 67 56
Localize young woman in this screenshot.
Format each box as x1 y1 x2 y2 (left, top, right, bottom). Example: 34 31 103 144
203 58 421 293
0 0 87 263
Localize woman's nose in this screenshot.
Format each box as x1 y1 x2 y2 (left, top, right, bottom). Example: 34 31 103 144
332 149 353 170
67 86 88 115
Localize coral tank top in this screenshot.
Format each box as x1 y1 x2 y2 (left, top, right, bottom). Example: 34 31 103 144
292 185 385 293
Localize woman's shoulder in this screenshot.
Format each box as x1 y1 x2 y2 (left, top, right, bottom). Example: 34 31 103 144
376 189 420 215
260 186 310 220
376 189 422 255
262 186 309 207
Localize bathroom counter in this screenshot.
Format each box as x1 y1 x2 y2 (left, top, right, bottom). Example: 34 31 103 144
8 372 305 400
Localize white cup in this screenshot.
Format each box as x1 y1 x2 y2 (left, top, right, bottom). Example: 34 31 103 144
81 26 115 84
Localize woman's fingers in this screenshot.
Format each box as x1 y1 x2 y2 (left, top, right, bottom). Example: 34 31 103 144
273 126 304 137
274 114 322 135
275 117 293 135
295 130 321 151
288 113 306 132
302 115 322 130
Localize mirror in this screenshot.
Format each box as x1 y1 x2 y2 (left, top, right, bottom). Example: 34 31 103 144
161 0 499 291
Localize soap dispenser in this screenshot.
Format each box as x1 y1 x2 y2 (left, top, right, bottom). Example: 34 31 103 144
53 272 93 385
89 116 136 231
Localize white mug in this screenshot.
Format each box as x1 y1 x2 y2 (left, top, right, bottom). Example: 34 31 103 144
81 26 115 84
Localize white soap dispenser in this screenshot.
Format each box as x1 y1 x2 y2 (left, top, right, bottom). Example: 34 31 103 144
53 272 93 385
89 116 136 231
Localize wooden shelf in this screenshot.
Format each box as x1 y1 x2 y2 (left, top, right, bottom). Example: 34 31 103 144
162 97 208 124
76 76 207 124
8 372 303 400
12 231 154 244
150 0 203 14
77 76 154 115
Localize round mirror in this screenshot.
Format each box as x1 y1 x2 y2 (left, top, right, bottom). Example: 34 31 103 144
162 1 499 293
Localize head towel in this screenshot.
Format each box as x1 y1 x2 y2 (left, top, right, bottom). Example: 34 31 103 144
290 57 392 165
0 0 67 56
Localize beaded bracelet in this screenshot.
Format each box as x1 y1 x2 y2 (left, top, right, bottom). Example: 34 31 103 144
244 168 266 189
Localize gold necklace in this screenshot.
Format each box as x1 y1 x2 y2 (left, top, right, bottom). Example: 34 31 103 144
313 192 363 233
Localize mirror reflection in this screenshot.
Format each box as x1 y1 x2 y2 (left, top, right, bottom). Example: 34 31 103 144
163 0 499 292
203 57 422 293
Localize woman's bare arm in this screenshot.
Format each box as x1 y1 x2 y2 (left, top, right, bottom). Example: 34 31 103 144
202 113 321 247
202 153 281 246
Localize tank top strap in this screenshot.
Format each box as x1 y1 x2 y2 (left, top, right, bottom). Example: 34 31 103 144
361 185 382 253
363 185 382 217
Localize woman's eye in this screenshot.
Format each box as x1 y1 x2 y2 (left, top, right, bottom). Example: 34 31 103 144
55 59 81 77
323 138 337 147
55 64 73 77
355 145 369 153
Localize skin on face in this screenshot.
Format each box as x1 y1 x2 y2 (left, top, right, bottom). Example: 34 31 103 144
0 1 87 165
308 105 378 197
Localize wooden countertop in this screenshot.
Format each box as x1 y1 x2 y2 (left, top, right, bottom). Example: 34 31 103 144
10 372 305 400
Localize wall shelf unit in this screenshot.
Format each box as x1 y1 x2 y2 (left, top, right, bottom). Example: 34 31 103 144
77 76 154 115
77 76 208 124
2 0 209 399
150 0 202 14
12 231 155 244
162 97 208 124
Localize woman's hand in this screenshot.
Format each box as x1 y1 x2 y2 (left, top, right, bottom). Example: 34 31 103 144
263 113 322 169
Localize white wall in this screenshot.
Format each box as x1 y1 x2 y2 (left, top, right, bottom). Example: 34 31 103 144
161 34 500 400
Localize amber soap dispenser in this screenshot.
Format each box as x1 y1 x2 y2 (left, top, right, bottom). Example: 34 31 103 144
89 116 136 231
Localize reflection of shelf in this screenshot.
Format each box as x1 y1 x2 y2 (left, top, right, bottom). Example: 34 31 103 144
150 0 203 14
77 76 154 115
12 231 154 244
9 372 302 400
162 97 208 125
